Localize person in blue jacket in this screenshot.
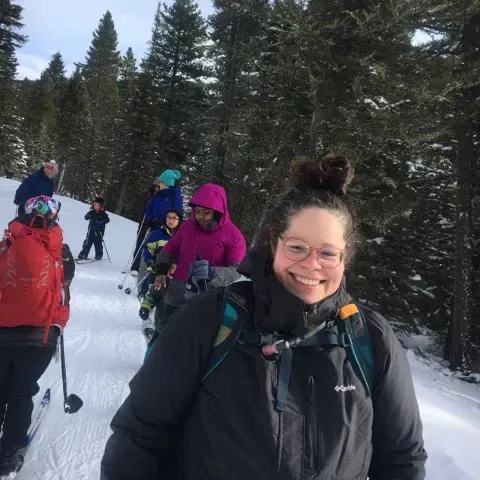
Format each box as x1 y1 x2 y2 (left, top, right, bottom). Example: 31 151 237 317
145 170 183 230
14 161 59 215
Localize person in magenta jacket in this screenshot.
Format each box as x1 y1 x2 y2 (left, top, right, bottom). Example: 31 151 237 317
154 183 246 322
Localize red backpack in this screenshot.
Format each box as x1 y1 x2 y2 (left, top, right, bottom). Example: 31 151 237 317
0 218 69 338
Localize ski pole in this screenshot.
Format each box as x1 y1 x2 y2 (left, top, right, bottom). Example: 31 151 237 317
80 221 92 257
124 272 151 295
126 226 150 273
59 333 83 414
117 228 150 290
121 215 145 274
102 237 112 263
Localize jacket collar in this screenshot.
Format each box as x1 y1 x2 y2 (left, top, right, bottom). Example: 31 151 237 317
238 247 350 336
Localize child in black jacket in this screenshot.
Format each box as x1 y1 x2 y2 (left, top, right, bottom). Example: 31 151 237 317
78 195 110 260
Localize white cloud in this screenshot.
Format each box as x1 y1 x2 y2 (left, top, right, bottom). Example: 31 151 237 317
16 52 49 79
16 64 42 80
16 0 213 79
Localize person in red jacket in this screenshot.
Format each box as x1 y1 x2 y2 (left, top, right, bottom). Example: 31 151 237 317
154 183 246 323
0 196 74 477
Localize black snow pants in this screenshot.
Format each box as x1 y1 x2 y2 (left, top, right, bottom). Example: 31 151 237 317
80 231 103 259
0 346 55 450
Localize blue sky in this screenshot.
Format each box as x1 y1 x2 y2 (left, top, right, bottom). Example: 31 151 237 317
16 0 214 79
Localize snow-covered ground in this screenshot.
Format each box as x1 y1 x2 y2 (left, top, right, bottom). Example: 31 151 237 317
0 177 479 479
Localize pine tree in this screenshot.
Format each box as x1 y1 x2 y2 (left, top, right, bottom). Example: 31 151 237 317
144 0 208 170
25 71 56 162
57 67 92 198
112 47 138 214
19 55 66 170
208 0 271 182
423 2 480 370
44 52 67 109
0 0 28 177
83 10 120 199
21 52 67 164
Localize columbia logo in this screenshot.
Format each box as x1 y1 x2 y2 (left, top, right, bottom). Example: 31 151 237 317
335 384 356 392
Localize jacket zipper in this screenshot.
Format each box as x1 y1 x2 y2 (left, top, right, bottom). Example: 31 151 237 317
308 376 319 472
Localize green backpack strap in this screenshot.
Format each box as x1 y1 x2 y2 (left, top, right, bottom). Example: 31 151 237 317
202 281 253 382
337 304 375 397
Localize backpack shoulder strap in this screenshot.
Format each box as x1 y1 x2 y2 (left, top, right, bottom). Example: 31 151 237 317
337 303 374 397
202 281 253 382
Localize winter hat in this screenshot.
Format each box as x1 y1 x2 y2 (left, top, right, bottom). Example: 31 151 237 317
158 169 181 187
25 195 61 220
93 195 105 206
44 160 59 175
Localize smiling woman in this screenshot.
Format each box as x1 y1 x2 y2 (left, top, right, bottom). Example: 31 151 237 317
101 154 427 480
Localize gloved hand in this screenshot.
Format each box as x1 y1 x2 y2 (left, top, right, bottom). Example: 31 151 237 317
190 259 214 282
147 261 157 274
139 307 150 320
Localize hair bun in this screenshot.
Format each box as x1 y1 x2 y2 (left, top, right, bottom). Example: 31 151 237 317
288 154 353 196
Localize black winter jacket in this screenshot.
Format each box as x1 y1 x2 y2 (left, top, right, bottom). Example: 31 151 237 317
85 209 110 235
101 248 427 480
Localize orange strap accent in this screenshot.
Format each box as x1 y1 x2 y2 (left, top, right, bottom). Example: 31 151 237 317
338 303 359 320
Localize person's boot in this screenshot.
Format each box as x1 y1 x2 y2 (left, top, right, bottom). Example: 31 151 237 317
142 319 154 341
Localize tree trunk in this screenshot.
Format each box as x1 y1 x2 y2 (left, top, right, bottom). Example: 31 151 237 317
445 118 475 370
444 13 480 371
308 97 325 159
57 161 67 194
116 175 128 214
158 32 181 166
215 17 240 180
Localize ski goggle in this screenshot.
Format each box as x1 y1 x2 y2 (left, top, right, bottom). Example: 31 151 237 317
25 195 61 220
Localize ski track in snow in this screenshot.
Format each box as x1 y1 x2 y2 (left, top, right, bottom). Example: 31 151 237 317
1 177 480 479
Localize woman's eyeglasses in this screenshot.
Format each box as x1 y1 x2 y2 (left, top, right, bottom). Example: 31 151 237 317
280 236 344 268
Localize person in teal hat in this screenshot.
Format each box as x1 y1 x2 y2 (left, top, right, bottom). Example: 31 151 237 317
145 169 183 231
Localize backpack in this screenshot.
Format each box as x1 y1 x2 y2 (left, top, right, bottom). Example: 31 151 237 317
0 219 69 338
203 281 375 407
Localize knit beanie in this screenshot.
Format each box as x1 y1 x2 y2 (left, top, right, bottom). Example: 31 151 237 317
44 160 59 175
158 169 181 187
